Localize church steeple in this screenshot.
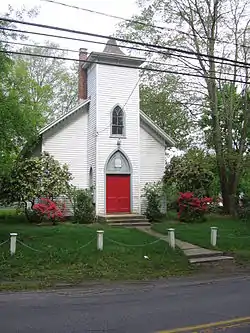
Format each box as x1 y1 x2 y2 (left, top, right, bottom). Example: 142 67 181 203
82 38 145 70
103 38 126 56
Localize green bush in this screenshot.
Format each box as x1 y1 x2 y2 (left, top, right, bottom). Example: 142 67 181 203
143 182 163 222
72 188 95 224
238 195 250 222
0 208 27 224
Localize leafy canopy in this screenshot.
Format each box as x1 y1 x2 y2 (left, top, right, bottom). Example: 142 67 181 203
164 148 218 197
0 152 73 208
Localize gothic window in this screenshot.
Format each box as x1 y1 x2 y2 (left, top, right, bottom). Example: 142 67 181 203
111 106 124 136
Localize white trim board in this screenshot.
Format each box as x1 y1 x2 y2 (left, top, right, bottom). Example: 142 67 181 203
139 110 176 147
39 99 90 135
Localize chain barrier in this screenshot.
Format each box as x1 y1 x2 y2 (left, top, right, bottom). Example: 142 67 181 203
16 236 96 253
17 240 44 253
226 234 250 239
0 239 8 247
105 236 163 247
76 237 96 250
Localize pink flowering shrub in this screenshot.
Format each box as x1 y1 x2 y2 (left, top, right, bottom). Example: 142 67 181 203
33 198 66 224
178 192 213 222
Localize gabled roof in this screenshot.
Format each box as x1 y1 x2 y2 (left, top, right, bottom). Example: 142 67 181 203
140 110 176 146
39 99 90 135
39 101 176 147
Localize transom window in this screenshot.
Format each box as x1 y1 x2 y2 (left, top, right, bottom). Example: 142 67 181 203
111 106 124 136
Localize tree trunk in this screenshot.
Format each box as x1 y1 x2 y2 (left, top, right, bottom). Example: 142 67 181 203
220 167 240 216
24 202 32 222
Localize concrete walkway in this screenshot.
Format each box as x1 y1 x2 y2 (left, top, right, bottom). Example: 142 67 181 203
139 227 234 264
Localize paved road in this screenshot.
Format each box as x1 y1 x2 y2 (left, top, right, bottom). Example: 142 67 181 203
1 275 250 332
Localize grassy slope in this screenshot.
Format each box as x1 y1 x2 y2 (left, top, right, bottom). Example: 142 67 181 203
0 222 192 289
153 215 250 262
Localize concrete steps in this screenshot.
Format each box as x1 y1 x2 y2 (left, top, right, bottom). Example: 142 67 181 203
189 255 234 264
101 214 151 227
183 248 223 259
174 239 234 264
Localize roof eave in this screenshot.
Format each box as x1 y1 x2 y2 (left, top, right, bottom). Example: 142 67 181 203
140 110 176 147
83 52 145 70
39 99 90 135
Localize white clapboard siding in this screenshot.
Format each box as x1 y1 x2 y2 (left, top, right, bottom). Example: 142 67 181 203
140 123 166 213
42 110 88 189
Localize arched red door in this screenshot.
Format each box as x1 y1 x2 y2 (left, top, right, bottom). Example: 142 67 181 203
106 174 130 213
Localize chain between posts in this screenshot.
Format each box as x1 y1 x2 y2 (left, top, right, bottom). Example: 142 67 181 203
16 237 96 253
0 239 8 247
105 236 163 247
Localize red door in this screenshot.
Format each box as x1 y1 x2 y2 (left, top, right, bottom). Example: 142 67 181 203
106 175 130 213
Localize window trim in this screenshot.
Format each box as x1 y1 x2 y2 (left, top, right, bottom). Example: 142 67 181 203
110 104 126 138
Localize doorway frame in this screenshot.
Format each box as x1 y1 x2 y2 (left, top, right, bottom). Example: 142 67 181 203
104 148 133 214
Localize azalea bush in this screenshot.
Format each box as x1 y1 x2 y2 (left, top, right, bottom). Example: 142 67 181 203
178 192 212 223
33 198 66 225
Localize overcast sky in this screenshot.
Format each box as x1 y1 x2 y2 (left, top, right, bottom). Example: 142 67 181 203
0 0 140 56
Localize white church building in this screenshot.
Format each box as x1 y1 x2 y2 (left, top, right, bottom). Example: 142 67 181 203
36 39 175 216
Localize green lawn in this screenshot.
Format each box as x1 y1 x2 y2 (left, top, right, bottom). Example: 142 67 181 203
0 222 192 290
153 215 250 262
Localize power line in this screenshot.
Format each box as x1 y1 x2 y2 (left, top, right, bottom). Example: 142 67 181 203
3 39 248 80
41 0 250 49
0 26 200 62
40 0 163 31
2 30 250 80
1 49 249 84
0 39 78 53
2 26 250 73
0 17 249 68
0 26 213 64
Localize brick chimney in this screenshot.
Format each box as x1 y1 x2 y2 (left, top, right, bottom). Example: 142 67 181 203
78 48 88 101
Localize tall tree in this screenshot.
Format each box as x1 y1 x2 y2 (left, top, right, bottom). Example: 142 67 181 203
140 74 195 149
15 42 78 122
0 6 45 176
117 0 250 214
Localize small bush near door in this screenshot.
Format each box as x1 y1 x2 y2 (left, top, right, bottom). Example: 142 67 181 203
143 182 163 222
72 188 95 224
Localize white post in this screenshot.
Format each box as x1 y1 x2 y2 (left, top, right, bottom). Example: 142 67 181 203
168 228 175 249
210 227 218 246
10 233 17 255
97 230 104 251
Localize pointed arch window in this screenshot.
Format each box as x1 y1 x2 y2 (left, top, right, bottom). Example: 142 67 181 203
111 106 124 136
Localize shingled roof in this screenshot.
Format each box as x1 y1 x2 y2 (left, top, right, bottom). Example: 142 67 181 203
102 38 126 56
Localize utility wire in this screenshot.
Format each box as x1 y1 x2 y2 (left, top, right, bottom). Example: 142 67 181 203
2 26 250 72
40 0 162 31
0 26 228 66
41 0 250 49
0 26 194 57
1 49 249 84
0 39 78 53
3 39 248 79
2 30 238 85
0 17 249 67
